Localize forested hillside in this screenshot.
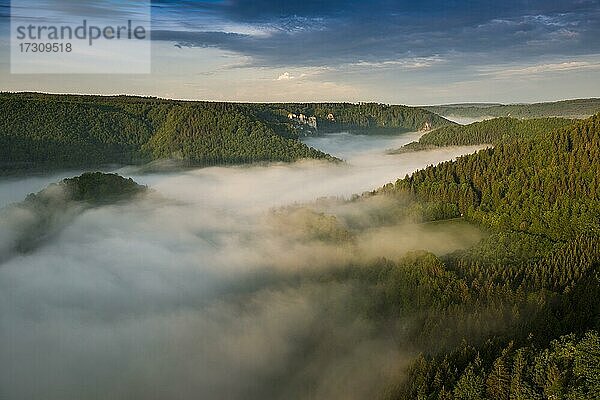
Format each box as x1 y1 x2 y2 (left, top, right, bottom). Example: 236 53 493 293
0 93 449 173
257 114 598 399
395 117 574 152
0 94 157 170
384 115 600 240
360 114 600 398
425 98 600 119
144 104 328 165
258 102 452 134
0 93 336 172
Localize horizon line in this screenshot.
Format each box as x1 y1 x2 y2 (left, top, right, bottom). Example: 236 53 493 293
2 90 599 108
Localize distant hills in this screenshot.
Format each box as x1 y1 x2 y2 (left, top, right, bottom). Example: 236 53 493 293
425 98 600 119
265 102 451 134
0 92 450 173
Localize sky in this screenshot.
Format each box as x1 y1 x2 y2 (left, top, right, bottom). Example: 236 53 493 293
0 0 599 104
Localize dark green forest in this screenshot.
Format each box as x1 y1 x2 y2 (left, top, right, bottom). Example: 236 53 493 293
0 93 331 172
356 114 600 398
383 115 600 240
396 117 575 152
0 92 449 173
143 104 329 164
425 98 600 119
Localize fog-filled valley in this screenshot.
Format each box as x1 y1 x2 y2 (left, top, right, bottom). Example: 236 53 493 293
3 0 600 394
0 132 488 400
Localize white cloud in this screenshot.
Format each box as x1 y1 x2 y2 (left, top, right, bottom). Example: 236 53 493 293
275 68 330 82
277 71 294 80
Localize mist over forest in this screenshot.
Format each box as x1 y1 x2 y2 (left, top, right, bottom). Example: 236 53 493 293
1 98 599 400
0 133 488 400
2 0 600 395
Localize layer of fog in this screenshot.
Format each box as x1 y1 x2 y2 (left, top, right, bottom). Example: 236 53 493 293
0 170 85 209
442 115 493 125
0 133 486 400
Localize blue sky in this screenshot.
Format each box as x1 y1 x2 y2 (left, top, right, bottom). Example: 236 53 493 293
0 0 599 104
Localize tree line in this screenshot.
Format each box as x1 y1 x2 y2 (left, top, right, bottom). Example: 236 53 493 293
425 98 600 119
